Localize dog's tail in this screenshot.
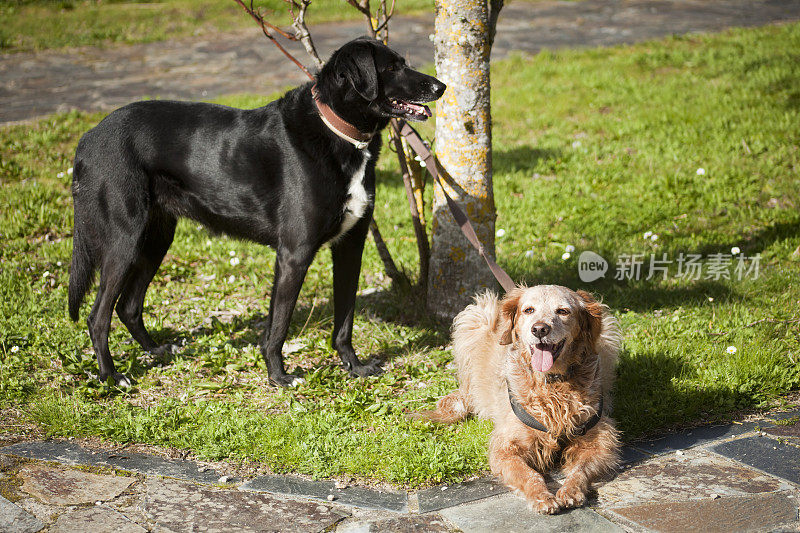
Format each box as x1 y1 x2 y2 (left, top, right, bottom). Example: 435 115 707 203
67 162 97 322
68 225 97 321
410 390 472 424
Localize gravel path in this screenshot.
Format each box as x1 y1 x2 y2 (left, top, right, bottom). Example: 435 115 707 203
2 0 800 124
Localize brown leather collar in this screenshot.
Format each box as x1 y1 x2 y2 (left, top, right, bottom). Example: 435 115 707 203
311 84 374 149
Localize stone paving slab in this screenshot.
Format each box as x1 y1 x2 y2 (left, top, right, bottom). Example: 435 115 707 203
100 450 225 484
439 492 623 533
596 447 789 509
0 495 43 533
49 506 147 533
628 421 757 456
608 492 798 533
417 477 508 513
620 445 652 465
337 514 456 532
1 440 104 467
711 435 800 484
143 477 348 533
241 474 408 512
19 464 134 506
1 440 224 484
3 0 800 124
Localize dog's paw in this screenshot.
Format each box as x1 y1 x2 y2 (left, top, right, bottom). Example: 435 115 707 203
270 372 304 388
347 360 383 378
528 493 559 515
150 343 180 357
99 372 133 388
555 484 587 509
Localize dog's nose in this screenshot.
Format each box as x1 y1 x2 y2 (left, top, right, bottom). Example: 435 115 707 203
427 79 447 98
531 322 551 339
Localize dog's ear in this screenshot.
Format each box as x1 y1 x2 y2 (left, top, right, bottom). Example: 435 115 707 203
577 290 604 349
498 288 522 345
337 41 378 101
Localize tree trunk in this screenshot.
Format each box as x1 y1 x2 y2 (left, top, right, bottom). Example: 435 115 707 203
427 0 498 320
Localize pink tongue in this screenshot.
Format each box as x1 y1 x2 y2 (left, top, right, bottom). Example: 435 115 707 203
531 344 555 373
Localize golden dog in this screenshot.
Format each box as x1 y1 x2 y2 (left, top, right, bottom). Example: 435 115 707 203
415 285 621 514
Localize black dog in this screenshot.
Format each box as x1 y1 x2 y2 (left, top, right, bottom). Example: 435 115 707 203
68 37 446 387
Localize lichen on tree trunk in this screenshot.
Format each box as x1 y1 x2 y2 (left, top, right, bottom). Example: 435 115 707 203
427 0 498 320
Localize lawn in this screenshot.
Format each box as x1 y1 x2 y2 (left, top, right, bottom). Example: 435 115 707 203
1 23 799 486
0 0 579 52
0 0 434 52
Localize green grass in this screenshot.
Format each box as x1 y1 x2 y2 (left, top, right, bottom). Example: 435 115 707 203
0 0 434 52
2 23 800 485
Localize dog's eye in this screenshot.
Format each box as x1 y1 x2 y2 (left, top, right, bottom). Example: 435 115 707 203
387 64 396 72
556 308 571 316
523 306 535 314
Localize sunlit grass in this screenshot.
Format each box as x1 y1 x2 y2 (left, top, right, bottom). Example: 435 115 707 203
2 23 799 485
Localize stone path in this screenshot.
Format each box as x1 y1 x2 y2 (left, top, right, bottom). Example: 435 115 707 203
1 407 799 532
2 0 800 124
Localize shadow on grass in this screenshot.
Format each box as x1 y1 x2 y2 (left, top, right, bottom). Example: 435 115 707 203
614 347 744 439
493 145 561 175
124 281 448 383
504 215 800 312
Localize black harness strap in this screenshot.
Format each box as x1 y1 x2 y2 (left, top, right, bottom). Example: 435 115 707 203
507 382 604 438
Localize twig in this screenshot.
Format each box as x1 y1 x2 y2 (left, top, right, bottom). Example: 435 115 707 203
391 120 430 291
369 220 407 285
286 0 323 68
232 0 314 79
297 281 320 339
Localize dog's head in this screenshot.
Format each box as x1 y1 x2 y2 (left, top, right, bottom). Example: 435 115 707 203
318 37 446 124
497 285 606 374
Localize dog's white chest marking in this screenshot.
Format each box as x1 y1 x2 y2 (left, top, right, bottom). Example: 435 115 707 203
332 150 372 242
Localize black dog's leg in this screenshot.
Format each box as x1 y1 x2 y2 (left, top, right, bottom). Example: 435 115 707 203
331 216 382 377
260 246 316 386
115 212 177 357
88 255 136 387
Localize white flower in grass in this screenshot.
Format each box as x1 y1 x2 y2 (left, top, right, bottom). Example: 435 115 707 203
496 228 506 238
708 297 714 302
731 246 741 255
228 275 236 283
205 240 212 247
57 172 65 178
162 300 169 305
229 257 240 266
696 168 706 176
562 252 571 261
524 250 535 259
643 231 653 240
10 346 19 353
726 346 737 354
67 167 73 175
650 234 659 242
565 244 575 253
229 250 236 257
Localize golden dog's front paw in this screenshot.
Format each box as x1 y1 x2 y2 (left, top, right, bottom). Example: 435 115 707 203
555 484 587 509
528 492 560 514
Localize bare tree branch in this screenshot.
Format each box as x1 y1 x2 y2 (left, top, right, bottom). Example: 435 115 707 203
286 0 324 68
369 220 407 285
391 120 430 291
233 0 314 79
